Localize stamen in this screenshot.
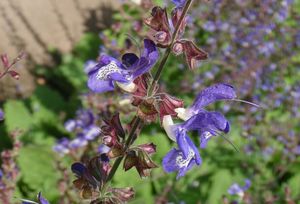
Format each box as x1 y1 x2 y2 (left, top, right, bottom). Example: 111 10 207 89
229 99 261 108
217 131 240 153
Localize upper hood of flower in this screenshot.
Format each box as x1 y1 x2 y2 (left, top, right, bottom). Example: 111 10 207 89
191 83 237 112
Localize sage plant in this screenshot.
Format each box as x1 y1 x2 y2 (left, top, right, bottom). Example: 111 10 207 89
69 0 252 203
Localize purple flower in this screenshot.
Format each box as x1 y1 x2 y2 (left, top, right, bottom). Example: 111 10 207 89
228 179 251 197
54 109 101 155
162 84 236 178
75 109 95 128
84 60 98 74
69 135 88 149
64 120 77 132
87 39 158 93
0 108 4 121
162 136 201 178
171 0 185 8
82 125 101 140
171 84 236 147
64 109 95 132
53 138 70 155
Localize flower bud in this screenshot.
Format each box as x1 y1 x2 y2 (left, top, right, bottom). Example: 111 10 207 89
1 54 9 68
173 42 184 55
138 143 156 155
8 70 20 80
111 187 135 202
154 31 168 43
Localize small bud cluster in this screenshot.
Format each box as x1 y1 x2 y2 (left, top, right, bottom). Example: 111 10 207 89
0 131 21 204
0 52 25 80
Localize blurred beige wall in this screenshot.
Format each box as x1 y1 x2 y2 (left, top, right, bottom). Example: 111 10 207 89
0 0 118 100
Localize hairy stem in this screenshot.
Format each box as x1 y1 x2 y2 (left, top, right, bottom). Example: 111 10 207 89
105 0 193 185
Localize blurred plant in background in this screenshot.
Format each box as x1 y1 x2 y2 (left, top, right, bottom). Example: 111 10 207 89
0 0 300 203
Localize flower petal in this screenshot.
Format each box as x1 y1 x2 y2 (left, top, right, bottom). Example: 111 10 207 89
191 84 237 110
87 72 115 93
162 147 199 179
122 53 139 68
175 128 190 158
182 111 229 134
132 39 159 79
162 115 177 141
71 162 87 177
171 0 186 8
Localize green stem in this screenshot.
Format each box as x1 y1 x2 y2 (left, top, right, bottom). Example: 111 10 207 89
106 117 141 182
104 0 194 185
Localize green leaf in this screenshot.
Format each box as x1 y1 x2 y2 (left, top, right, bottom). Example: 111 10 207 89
288 173 300 197
17 145 60 202
4 100 32 132
207 169 232 204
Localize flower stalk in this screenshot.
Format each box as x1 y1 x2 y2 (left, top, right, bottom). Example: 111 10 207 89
105 0 194 185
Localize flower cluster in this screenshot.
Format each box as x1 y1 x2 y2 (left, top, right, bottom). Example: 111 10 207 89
0 52 25 80
66 0 252 203
53 109 101 155
144 5 208 69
